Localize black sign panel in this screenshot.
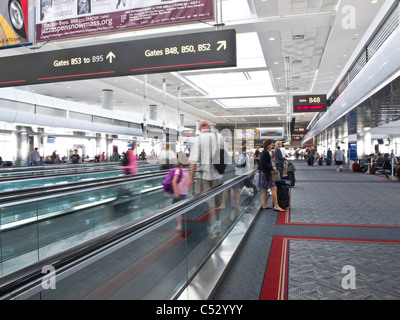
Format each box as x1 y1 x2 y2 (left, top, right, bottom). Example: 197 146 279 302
293 94 327 113
0 29 236 87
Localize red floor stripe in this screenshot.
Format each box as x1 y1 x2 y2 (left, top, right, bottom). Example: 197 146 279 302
260 235 288 300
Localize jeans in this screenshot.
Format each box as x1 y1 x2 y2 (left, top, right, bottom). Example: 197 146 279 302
276 163 284 179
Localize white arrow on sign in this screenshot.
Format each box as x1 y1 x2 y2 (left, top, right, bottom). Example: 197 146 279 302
106 52 116 63
217 40 227 51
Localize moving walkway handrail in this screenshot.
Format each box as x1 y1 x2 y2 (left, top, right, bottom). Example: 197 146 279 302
0 170 256 300
0 162 120 173
0 162 159 181
0 169 170 205
0 160 153 174
0 167 121 183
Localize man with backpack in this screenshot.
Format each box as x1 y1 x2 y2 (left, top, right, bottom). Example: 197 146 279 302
188 120 228 233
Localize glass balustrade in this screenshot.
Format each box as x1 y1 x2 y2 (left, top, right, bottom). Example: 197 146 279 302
0 165 239 280
16 172 260 300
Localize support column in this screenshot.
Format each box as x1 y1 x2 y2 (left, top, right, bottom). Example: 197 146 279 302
95 133 101 156
37 127 45 154
106 134 113 161
162 78 167 132
143 75 148 139
102 89 113 111
15 126 30 166
363 130 372 156
149 104 158 121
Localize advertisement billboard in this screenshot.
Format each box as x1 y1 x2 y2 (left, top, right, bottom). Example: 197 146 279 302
36 0 214 42
0 0 33 48
257 128 284 140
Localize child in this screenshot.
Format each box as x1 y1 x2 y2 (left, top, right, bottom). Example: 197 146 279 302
172 153 190 203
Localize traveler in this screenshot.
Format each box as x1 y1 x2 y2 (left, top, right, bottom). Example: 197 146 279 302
189 120 227 231
327 148 333 165
188 120 226 196
258 139 285 212
234 146 252 206
309 146 316 166
100 152 106 162
139 149 147 160
30 147 41 166
0 156 4 167
274 141 285 179
121 142 138 175
51 150 57 163
334 146 344 172
254 147 261 166
172 153 190 204
71 149 81 164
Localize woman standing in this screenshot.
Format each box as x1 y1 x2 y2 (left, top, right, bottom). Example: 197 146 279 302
258 139 285 212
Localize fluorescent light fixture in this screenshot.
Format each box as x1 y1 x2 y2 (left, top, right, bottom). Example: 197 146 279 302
186 69 277 107
222 0 255 21
236 32 266 68
219 97 279 108
186 70 274 96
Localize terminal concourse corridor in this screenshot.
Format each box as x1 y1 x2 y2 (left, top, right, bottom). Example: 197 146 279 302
213 160 400 300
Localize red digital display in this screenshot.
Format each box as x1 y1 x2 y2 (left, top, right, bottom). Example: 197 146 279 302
295 105 325 111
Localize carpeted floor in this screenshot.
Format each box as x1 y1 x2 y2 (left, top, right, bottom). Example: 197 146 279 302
212 160 400 300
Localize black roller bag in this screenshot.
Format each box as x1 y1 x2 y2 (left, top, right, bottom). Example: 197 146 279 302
276 181 290 208
287 171 295 187
287 162 296 187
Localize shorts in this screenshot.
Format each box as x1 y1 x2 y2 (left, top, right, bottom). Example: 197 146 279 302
335 161 343 165
196 178 222 207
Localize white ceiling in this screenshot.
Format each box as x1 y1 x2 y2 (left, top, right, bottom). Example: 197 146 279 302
0 0 386 131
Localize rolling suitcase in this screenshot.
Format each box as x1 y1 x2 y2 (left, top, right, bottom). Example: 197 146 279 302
276 182 290 208
287 171 295 187
287 163 296 187
352 163 361 172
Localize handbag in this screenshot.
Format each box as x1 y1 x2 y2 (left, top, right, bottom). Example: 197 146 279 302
271 170 281 182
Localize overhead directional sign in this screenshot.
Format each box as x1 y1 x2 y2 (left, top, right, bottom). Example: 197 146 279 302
0 29 236 87
293 94 327 113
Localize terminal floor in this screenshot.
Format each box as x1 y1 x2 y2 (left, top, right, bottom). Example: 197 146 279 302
212 160 400 300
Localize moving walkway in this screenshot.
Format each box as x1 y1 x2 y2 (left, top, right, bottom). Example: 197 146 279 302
0 169 260 300
0 166 240 278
